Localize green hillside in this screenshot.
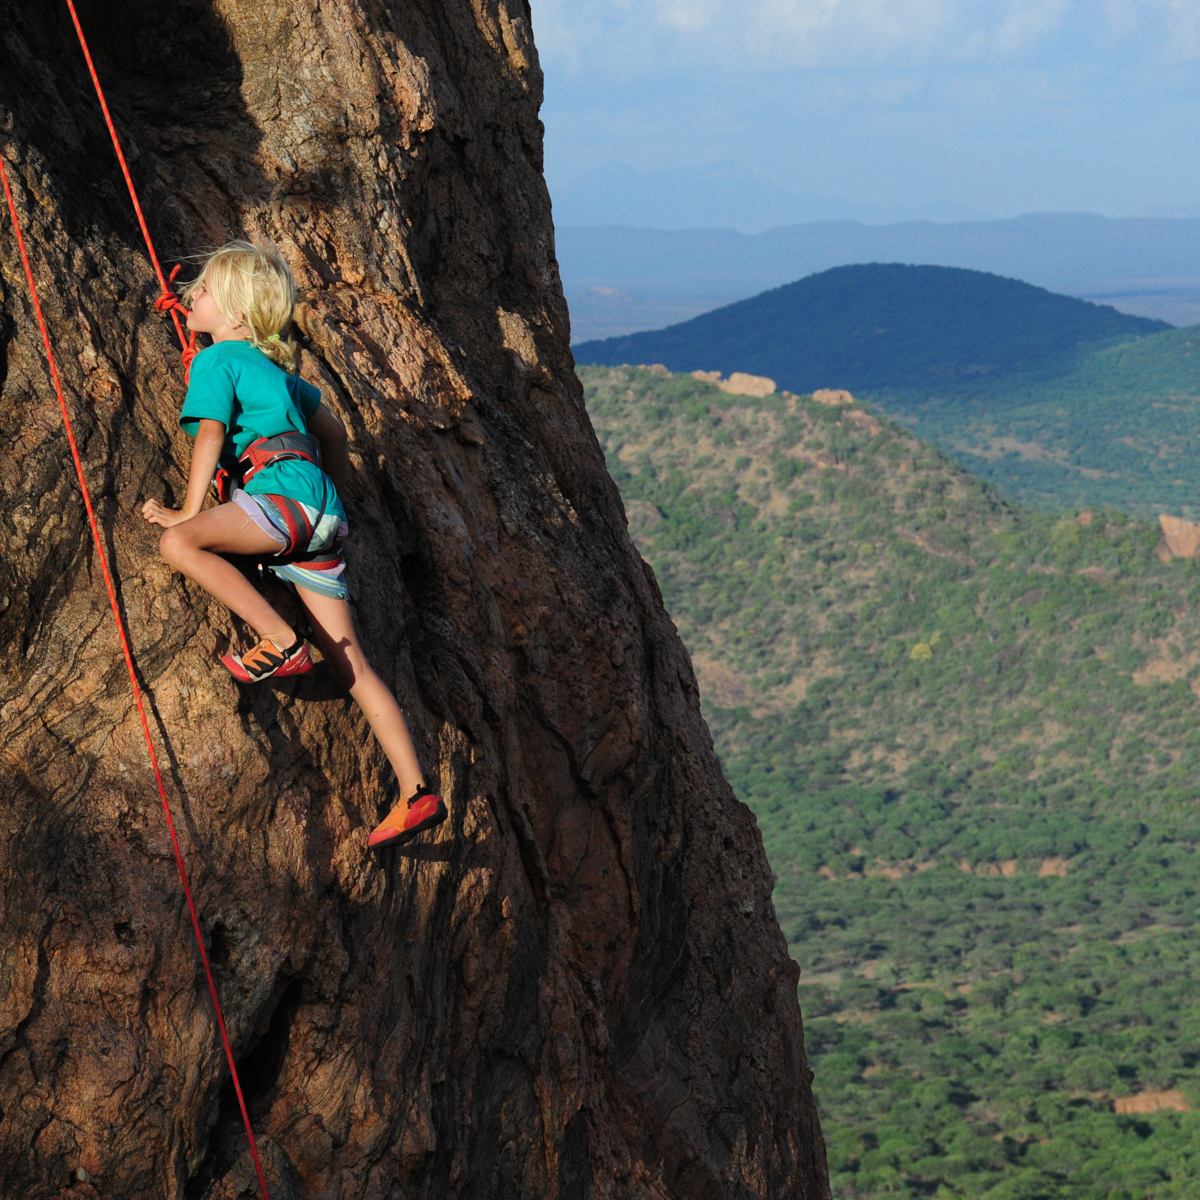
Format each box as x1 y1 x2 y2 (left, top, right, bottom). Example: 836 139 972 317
582 364 1200 1200
878 324 1200 518
574 264 1168 392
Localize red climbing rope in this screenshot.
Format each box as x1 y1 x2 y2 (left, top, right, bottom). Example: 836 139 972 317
62 0 197 376
0 150 272 1200
0 152 273 1200
0 21 270 1200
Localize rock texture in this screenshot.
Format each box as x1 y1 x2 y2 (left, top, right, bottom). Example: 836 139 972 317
1159 513 1200 560
0 3 829 1198
687 371 777 399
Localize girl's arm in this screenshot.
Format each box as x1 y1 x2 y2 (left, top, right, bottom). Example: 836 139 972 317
141 419 227 528
309 404 349 494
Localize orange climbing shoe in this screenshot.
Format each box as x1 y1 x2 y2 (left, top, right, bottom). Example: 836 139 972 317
368 788 448 850
221 637 312 683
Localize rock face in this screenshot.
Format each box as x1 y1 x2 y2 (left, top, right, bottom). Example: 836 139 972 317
688 371 777 398
0 3 829 1199
1159 513 1200 559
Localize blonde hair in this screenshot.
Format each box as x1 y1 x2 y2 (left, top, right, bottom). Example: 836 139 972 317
181 240 299 371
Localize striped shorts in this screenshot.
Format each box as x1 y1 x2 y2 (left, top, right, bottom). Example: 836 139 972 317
232 489 349 601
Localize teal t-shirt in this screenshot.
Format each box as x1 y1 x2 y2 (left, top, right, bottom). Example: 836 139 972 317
179 340 344 519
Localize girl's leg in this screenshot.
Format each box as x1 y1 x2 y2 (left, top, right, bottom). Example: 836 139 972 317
295 586 425 802
160 504 297 647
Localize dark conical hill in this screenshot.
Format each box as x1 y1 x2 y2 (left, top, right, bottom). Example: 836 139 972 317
573 263 1170 393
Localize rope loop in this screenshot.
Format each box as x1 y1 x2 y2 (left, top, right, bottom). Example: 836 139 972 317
155 262 188 314
181 335 199 381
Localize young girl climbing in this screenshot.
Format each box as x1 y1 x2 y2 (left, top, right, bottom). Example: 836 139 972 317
141 241 446 850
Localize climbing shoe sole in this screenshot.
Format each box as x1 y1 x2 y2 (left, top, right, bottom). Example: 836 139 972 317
368 794 448 850
221 638 313 683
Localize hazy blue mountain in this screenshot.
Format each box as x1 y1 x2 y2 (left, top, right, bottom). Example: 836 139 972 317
573 264 1170 393
558 216 1200 341
574 265 1200 518
552 162 989 234
1133 204 1200 218
561 287 725 343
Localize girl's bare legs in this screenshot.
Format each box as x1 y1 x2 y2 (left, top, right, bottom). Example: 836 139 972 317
160 505 425 814
159 504 296 646
296 587 425 804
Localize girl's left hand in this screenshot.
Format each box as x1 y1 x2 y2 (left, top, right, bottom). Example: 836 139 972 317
142 499 189 529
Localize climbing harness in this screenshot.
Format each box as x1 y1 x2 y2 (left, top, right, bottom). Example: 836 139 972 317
218 431 348 592
216 431 324 502
0 6 271 1196
217 431 348 593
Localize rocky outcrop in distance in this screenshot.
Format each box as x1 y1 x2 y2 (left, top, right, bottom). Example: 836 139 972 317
1158 513 1200 560
0 2 829 1198
688 371 777 399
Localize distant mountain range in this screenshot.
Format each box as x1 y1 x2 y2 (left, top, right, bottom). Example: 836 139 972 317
553 162 991 234
559 215 1200 341
574 264 1169 393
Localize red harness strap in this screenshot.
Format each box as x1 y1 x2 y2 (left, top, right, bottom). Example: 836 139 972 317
215 433 323 508
264 495 315 558
239 432 322 485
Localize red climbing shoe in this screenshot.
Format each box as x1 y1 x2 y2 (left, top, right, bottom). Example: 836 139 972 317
368 788 448 849
220 637 312 683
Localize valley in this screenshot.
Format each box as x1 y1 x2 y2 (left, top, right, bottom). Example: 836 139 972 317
583 364 1200 1199
877 325 1200 518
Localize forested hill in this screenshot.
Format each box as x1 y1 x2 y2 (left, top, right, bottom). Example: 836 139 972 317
574 263 1169 393
584 363 1200 1200
576 265 1200 519
874 323 1200 518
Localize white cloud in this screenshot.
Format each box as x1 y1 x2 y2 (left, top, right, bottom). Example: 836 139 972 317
1102 0 1143 40
655 0 725 34
1099 0 1200 59
531 0 1200 70
744 0 959 63
992 0 1072 53
533 0 1027 70
1156 0 1200 59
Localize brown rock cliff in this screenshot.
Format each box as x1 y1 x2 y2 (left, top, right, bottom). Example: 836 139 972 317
0 2 830 1197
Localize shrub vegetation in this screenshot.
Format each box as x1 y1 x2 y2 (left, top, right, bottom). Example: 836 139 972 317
583 363 1200 1200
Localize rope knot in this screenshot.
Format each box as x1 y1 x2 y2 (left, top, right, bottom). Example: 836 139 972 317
181 333 198 384
156 263 189 317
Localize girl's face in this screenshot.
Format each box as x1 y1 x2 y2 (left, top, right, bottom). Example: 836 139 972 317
186 280 248 343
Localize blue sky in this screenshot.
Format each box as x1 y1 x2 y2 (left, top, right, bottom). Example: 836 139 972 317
530 0 1200 218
